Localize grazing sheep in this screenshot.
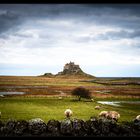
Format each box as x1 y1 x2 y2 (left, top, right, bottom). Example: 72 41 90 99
64 109 73 118
106 111 120 121
58 96 62 100
136 115 140 121
0 95 4 98
99 111 120 121
91 99 94 102
95 106 101 110
99 111 108 117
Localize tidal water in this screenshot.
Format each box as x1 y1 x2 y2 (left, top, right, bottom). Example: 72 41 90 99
0 92 25 95
97 101 140 107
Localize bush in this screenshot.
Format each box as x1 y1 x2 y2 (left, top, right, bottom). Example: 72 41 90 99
72 87 92 101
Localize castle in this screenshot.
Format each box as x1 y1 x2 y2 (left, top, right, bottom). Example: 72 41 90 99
43 61 94 78
57 62 83 75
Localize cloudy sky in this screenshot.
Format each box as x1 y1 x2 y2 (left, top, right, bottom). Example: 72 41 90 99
0 4 140 77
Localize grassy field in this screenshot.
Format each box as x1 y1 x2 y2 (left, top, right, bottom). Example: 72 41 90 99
0 96 139 123
0 76 139 123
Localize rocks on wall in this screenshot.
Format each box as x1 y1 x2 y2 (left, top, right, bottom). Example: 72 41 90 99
0 118 140 137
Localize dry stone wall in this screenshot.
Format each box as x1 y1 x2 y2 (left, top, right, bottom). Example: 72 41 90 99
0 117 140 137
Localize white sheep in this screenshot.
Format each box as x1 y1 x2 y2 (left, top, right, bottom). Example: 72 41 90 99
99 111 120 121
95 106 101 110
58 96 62 100
0 95 4 98
106 111 120 121
135 115 140 121
99 111 108 117
64 109 73 118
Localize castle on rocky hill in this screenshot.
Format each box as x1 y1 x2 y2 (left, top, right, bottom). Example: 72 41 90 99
43 62 94 78
63 62 82 74
57 62 83 75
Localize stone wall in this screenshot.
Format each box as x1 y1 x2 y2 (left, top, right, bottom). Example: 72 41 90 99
0 117 140 137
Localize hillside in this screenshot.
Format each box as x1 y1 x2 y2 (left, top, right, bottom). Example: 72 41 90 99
43 62 95 79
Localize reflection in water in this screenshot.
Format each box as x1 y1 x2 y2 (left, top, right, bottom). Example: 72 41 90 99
0 92 25 95
97 101 140 107
97 101 121 106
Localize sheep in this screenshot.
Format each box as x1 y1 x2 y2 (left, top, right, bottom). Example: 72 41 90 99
0 95 4 98
135 115 140 121
99 111 108 118
58 96 62 100
64 109 73 118
106 111 120 121
99 111 120 121
95 106 101 110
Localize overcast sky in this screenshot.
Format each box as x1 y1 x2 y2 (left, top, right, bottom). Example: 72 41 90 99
0 4 140 77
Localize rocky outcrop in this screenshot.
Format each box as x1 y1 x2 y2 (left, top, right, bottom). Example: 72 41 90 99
58 62 83 75
0 118 140 137
43 73 54 77
56 62 94 78
42 62 94 78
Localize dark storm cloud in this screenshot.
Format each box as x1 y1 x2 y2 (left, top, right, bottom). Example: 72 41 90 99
0 10 20 33
0 4 140 37
0 4 62 35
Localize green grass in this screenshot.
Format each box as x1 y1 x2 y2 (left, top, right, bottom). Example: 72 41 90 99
0 76 139 124
0 97 139 123
0 97 95 122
